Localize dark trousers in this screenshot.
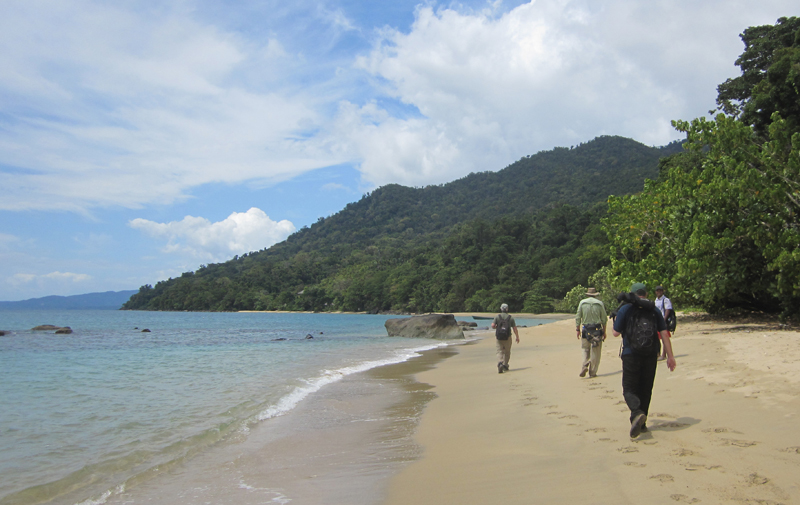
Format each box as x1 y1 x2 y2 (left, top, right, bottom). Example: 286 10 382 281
621 354 658 422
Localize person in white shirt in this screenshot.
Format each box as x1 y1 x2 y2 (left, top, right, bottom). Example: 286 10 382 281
654 286 673 361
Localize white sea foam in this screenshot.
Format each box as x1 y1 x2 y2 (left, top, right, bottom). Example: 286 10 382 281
255 341 451 422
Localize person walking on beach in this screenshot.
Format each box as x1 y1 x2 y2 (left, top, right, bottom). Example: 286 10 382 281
575 287 607 377
492 303 520 374
612 283 676 438
654 286 673 360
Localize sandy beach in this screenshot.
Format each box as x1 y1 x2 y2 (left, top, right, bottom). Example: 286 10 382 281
383 315 800 505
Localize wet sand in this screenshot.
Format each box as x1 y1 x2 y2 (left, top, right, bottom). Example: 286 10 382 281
383 317 800 504
97 344 461 505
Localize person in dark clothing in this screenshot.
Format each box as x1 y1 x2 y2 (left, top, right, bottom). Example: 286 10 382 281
612 282 676 438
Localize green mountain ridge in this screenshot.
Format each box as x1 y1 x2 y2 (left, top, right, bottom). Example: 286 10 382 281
123 135 683 313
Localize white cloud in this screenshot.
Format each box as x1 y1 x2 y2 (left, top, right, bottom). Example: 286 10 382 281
9 271 92 285
1 0 796 213
129 207 296 262
0 1 345 212
338 0 797 188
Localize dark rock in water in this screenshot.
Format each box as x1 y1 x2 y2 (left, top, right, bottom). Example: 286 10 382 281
55 327 73 334
141 329 151 333
134 327 139 330
305 334 314 339
457 321 478 328
272 337 287 341
385 314 465 339
0 330 8 336
31 325 61 331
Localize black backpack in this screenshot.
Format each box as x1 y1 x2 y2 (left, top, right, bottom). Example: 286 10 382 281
624 302 661 356
666 310 677 333
495 315 511 340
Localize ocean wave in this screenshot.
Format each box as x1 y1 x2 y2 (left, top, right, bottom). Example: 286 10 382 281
255 340 453 422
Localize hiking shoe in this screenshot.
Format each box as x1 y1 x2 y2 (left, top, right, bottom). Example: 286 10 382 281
630 413 647 438
640 424 649 433
579 367 588 377
503 364 510 371
498 362 504 374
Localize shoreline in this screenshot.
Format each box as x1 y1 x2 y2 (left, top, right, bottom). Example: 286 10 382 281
382 317 800 504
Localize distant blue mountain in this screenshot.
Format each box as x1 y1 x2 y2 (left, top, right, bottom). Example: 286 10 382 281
0 290 138 310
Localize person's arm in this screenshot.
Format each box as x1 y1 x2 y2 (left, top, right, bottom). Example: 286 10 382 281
661 330 677 371
612 306 624 337
600 306 608 340
513 326 520 344
575 304 582 339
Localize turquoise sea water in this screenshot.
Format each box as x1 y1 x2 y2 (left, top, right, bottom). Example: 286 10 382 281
0 311 553 505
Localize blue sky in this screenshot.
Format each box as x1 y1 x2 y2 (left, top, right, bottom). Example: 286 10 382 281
0 0 796 301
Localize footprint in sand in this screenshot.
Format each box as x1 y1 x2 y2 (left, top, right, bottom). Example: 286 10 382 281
746 473 769 485
649 412 676 418
670 494 700 503
585 427 606 433
659 421 690 429
544 405 558 409
624 461 647 467
650 474 674 483
672 448 695 457
780 446 800 454
618 446 639 453
615 400 626 405
600 395 615 399
684 464 721 471
702 427 740 434
719 438 758 448
559 414 579 419
546 411 563 416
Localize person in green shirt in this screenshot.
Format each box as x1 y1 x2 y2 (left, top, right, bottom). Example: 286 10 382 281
575 287 608 378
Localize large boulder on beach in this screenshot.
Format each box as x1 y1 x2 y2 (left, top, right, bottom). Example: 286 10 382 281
385 314 465 339
55 327 73 334
31 325 61 331
457 321 478 328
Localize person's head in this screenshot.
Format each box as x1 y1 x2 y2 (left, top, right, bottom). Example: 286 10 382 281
655 285 664 296
585 287 599 297
631 282 647 297
500 303 509 313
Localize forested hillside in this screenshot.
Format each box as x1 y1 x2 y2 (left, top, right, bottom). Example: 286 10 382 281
124 136 681 312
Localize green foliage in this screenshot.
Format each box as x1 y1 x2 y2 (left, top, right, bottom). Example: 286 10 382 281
716 16 800 136
553 285 587 313
605 113 800 318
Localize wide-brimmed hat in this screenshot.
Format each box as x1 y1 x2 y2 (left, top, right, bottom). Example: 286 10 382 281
585 287 599 297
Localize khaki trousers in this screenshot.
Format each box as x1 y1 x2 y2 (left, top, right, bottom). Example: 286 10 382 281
581 338 603 376
496 338 513 366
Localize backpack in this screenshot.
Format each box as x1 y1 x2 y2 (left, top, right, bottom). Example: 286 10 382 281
624 301 661 356
666 310 677 333
495 315 511 340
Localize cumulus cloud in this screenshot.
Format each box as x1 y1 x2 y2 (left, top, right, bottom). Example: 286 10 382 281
339 0 796 187
129 207 296 262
